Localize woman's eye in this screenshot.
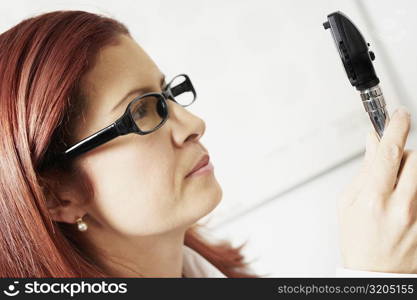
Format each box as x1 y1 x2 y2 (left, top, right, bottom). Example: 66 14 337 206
133 103 147 119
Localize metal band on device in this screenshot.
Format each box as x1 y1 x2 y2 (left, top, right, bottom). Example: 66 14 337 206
360 85 390 140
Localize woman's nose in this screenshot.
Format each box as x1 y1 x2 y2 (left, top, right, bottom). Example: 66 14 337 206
167 100 206 146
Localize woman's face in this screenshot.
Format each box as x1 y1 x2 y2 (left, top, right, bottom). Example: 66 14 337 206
68 34 222 236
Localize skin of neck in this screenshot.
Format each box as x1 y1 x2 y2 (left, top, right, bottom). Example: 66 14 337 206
82 221 187 278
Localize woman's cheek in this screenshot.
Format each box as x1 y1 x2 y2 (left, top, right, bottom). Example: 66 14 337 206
95 193 170 235
100 176 178 235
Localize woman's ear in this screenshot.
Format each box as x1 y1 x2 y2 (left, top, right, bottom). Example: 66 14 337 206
41 168 88 224
47 196 86 224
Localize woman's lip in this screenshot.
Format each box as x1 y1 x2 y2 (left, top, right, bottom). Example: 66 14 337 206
185 161 214 178
186 154 209 177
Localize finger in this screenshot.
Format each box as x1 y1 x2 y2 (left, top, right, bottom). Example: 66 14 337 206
360 127 380 174
352 128 379 188
384 154 416 240
393 150 417 206
340 128 380 207
366 106 411 197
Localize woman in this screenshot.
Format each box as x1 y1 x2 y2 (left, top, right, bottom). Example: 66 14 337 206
0 10 254 277
0 10 416 278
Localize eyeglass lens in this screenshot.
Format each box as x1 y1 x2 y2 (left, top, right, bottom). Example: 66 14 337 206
169 75 195 106
128 74 195 133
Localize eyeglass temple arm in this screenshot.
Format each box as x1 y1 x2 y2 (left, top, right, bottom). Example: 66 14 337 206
63 111 136 160
62 123 121 160
58 109 135 162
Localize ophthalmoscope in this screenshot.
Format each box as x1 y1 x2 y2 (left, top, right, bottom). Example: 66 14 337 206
323 11 389 140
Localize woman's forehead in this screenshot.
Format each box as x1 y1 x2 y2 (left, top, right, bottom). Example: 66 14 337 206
88 35 161 88
81 35 162 106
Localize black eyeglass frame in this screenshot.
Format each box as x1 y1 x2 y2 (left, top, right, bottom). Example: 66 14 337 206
48 73 196 166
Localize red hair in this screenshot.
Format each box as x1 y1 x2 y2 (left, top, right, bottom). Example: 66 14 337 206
0 10 259 277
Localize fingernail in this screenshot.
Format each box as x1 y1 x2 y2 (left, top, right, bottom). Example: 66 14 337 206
394 106 410 118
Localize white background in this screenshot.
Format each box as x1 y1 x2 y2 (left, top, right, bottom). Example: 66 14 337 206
2 0 417 276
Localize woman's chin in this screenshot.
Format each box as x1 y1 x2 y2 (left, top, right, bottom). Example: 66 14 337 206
184 180 223 222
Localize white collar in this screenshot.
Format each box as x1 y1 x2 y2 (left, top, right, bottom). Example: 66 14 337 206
182 245 226 278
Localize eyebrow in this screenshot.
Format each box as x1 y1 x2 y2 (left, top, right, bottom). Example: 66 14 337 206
111 74 166 113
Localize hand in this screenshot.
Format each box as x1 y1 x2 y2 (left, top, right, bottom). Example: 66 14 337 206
339 106 417 273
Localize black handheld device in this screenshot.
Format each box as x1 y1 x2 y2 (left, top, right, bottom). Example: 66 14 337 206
323 11 389 139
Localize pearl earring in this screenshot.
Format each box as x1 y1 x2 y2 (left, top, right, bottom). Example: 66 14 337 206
76 216 88 232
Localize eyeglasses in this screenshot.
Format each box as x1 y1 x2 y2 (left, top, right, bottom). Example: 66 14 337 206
46 74 196 167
